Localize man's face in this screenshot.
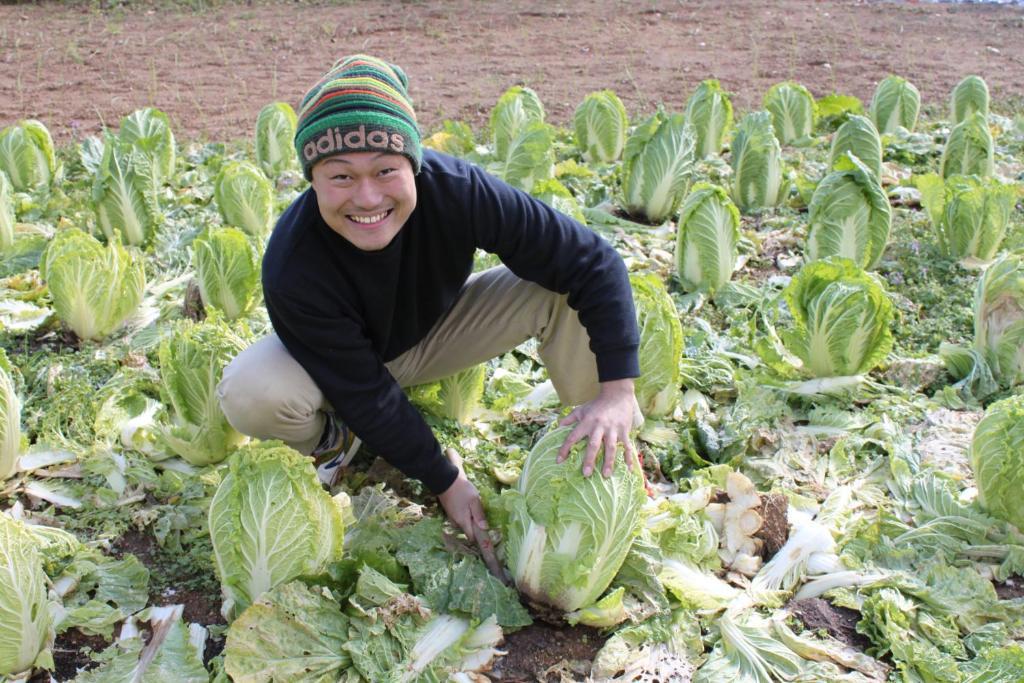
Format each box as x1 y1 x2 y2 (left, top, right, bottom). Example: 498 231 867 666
310 151 417 251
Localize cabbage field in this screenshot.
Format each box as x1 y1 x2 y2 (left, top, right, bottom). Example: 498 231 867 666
1 72 1024 682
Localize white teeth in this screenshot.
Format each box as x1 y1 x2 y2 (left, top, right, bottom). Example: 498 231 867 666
349 211 388 224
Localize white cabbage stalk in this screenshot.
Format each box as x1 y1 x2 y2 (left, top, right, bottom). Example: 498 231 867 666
254 101 298 178
573 89 628 164
0 170 14 253
659 557 740 610
869 74 920 134
565 586 628 627
751 521 835 595
685 79 733 159
793 569 889 601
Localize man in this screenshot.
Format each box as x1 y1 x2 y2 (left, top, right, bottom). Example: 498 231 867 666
218 55 641 565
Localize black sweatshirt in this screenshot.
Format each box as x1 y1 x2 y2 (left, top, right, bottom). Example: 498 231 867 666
262 150 639 493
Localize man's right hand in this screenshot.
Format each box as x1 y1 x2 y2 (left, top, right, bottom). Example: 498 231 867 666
437 448 506 582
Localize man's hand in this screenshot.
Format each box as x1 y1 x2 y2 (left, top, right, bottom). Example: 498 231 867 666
557 378 641 477
437 448 506 581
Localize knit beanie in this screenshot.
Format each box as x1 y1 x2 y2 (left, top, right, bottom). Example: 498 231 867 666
295 54 422 179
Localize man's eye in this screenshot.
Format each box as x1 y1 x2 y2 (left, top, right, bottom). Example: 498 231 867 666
379 168 396 177
332 175 350 181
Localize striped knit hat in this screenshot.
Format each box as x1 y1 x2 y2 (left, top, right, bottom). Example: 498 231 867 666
295 54 422 179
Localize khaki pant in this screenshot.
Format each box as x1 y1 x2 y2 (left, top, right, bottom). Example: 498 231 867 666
218 266 600 454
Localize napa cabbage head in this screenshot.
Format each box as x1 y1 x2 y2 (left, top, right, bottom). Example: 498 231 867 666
531 178 586 223
806 153 892 270
780 257 894 378
214 161 274 239
631 273 683 418
501 425 645 613
763 81 816 144
493 120 554 193
92 134 162 247
0 171 13 254
675 182 740 294
0 514 55 678
828 114 882 180
39 228 146 342
192 226 261 320
916 173 1019 265
490 85 546 161
0 349 24 481
869 75 921 134
209 440 346 621
972 251 1024 389
970 394 1024 532
573 90 628 164
951 75 989 125
685 79 733 159
158 316 248 466
0 119 56 194
730 111 786 213
254 101 298 178
118 107 176 186
620 110 696 224
941 112 993 178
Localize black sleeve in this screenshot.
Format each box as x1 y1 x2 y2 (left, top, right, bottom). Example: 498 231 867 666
463 164 640 380
263 286 459 494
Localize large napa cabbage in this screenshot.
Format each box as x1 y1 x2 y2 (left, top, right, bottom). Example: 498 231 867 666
192 226 261 321
0 119 56 194
973 251 1024 389
92 134 162 247
828 114 882 180
620 110 696 224
0 350 22 481
209 441 346 622
490 85 546 161
214 161 275 239
118 107 176 187
157 316 248 466
869 75 921 134
730 111 786 213
573 89 628 164
917 173 1019 265
805 153 892 270
254 101 298 178
685 79 733 159
631 272 684 418
780 257 894 378
763 81 816 145
941 112 993 179
493 120 554 193
675 182 740 294
951 74 990 125
0 171 13 254
501 426 646 613
0 514 55 679
970 394 1024 532
39 228 146 342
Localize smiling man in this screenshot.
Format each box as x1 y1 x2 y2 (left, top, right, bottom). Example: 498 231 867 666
218 55 641 563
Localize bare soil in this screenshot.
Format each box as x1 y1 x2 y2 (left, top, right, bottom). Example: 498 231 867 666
789 597 873 652
492 622 606 683
2 1 1024 146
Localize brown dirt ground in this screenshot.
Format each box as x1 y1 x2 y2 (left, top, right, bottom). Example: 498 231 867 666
2 0 1024 147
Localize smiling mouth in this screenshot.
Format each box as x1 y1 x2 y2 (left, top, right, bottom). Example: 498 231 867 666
348 209 392 225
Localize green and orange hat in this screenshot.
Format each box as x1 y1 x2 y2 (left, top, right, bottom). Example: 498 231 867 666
295 54 422 179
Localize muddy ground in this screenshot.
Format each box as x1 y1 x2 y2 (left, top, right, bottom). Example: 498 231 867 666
2 0 1023 146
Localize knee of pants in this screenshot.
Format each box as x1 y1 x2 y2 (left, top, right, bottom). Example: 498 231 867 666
217 355 321 441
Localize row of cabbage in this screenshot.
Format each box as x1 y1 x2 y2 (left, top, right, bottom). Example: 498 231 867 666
0 70 1023 682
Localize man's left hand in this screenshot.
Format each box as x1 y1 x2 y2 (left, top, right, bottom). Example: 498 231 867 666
557 378 641 477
